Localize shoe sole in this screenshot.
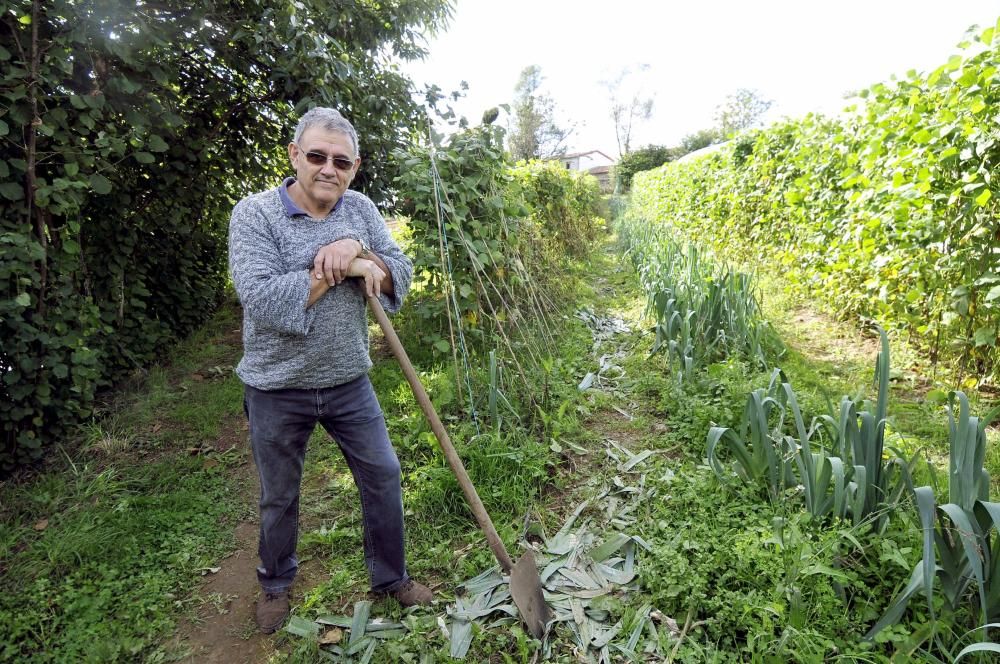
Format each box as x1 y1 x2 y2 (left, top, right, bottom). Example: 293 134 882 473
257 618 287 634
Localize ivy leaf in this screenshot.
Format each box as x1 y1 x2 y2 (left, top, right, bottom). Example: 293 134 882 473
89 174 112 195
15 293 30 307
65 162 79 176
986 286 1000 303
0 182 24 200
975 188 992 207
433 339 450 353
974 326 996 348
133 152 156 164
147 135 169 152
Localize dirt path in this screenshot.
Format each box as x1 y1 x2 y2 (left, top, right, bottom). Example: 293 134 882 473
163 265 654 662
167 519 267 663
164 418 274 663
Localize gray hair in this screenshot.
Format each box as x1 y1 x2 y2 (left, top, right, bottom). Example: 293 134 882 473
293 107 360 158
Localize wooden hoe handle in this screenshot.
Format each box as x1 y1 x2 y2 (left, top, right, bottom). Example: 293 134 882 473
366 295 515 572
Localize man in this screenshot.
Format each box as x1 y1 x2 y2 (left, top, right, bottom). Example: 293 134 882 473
228 107 433 634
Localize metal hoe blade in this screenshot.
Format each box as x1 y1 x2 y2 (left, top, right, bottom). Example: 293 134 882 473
510 550 550 638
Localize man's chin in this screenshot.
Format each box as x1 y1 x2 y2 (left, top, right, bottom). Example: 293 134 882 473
309 187 342 205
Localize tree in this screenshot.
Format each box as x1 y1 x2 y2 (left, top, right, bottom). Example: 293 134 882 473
603 65 655 157
679 128 724 155
715 88 773 138
507 65 571 161
614 144 682 191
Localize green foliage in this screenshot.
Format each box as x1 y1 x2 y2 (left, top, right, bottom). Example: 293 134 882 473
642 462 900 661
506 65 570 161
628 19 1000 385
715 87 773 137
613 144 680 192
0 0 451 469
394 127 604 369
617 212 779 383
870 392 1000 645
510 159 605 259
678 128 723 155
395 124 535 355
709 328 915 527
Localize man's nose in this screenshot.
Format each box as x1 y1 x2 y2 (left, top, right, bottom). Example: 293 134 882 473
319 158 338 176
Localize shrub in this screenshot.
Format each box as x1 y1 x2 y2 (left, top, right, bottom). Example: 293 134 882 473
510 160 605 259
613 144 681 191
394 131 606 361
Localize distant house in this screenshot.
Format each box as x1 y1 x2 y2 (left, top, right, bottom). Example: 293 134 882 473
557 150 614 171
555 150 616 192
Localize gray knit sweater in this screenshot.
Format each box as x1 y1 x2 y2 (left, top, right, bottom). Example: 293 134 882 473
228 185 412 391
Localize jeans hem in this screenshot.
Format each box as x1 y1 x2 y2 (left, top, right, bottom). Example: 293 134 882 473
372 574 410 594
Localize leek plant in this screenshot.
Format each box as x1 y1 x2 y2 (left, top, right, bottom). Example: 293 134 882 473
707 368 793 496
868 392 1000 645
709 327 914 526
618 212 778 383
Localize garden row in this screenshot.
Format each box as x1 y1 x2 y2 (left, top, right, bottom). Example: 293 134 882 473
629 19 1000 387
618 194 1000 658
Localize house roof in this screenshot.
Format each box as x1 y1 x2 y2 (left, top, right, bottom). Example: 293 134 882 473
558 150 615 162
588 165 611 174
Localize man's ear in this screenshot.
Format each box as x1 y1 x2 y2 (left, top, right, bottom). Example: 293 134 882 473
287 142 298 164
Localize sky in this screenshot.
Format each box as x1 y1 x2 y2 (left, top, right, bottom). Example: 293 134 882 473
401 0 1000 158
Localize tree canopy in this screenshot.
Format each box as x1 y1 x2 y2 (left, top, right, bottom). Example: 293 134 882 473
506 65 571 161
715 88 773 138
603 65 655 157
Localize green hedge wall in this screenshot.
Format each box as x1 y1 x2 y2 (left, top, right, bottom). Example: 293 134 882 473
629 19 1000 383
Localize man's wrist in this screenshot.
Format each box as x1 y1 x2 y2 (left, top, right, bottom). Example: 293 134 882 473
356 238 371 258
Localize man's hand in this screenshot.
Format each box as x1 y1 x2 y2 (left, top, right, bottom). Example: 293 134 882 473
346 258 386 297
313 238 362 286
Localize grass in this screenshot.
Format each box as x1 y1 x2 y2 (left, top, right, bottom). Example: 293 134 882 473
0 300 248 662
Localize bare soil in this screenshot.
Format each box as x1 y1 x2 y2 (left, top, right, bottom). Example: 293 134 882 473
164 424 275 664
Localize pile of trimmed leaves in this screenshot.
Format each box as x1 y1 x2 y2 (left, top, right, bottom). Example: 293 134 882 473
285 440 675 661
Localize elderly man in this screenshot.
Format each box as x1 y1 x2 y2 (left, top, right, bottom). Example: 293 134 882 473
228 107 433 634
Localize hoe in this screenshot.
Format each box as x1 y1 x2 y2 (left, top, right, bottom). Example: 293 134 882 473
367 295 551 639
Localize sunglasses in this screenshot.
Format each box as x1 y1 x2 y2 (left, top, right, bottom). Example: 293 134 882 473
301 150 355 171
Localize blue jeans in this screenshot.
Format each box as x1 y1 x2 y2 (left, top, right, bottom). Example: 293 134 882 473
243 375 409 594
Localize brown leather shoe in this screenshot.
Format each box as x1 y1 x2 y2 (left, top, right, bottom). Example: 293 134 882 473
256 591 290 634
391 579 434 607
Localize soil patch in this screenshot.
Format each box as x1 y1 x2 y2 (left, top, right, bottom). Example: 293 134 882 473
168 520 271 664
